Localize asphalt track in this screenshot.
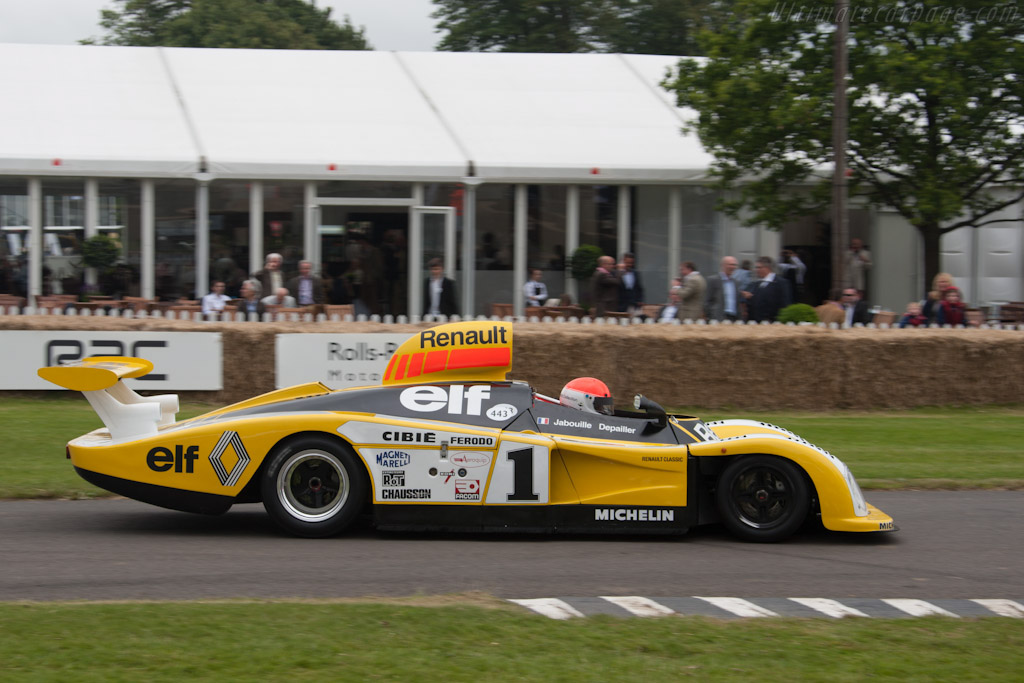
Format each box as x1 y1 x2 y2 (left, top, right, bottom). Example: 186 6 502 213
1 491 1021 603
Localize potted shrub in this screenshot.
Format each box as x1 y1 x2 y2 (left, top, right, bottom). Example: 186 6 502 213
568 244 602 313
80 234 121 300
776 303 819 324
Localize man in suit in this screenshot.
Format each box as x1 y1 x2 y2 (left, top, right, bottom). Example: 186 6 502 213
287 259 326 310
617 252 644 315
253 252 285 297
840 287 872 326
742 256 792 322
705 255 742 321
423 257 458 317
677 261 706 321
590 255 621 317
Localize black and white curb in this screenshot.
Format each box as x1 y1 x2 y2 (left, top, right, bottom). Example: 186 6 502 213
508 597 1024 620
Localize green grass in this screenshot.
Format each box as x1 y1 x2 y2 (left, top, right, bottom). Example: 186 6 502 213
0 397 209 499
0 602 1021 681
687 405 1024 490
3 397 1023 499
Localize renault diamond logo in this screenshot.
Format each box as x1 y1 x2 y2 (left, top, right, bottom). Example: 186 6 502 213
209 431 250 487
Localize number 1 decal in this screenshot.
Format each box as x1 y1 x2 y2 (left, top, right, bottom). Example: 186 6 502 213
485 440 549 504
506 447 539 501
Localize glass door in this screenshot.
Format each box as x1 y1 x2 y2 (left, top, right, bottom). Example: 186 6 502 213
410 206 456 318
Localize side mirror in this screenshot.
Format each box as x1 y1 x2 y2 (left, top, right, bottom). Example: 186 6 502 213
633 394 667 432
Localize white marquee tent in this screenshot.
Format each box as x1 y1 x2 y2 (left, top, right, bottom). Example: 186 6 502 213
0 44 712 182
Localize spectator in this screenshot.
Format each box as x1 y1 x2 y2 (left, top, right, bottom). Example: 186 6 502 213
617 252 644 315
423 257 458 317
657 287 683 322
352 230 384 315
253 252 285 297
705 256 742 321
922 272 955 324
590 255 621 317
200 281 231 320
155 261 178 302
287 259 326 311
523 268 549 308
734 260 752 290
898 301 928 328
325 261 353 305
742 256 792 322
262 287 297 308
845 238 872 296
236 279 265 319
935 286 969 326
779 248 807 302
678 261 706 321
840 287 872 326
343 257 369 316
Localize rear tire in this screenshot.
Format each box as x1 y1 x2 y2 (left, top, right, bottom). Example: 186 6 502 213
716 455 810 542
261 436 367 538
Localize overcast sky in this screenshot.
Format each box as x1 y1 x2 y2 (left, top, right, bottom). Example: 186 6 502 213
0 0 441 51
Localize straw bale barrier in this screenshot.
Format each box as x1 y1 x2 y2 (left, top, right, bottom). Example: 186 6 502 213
4 316 1023 410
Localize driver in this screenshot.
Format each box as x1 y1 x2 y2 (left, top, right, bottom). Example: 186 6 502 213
559 377 614 416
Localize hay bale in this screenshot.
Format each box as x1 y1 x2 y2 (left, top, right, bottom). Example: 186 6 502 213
5 316 1022 410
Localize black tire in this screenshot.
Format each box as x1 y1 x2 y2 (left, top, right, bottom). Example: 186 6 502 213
715 455 810 542
261 436 367 538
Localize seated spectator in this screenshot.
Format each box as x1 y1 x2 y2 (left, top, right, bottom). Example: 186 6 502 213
236 279 264 319
839 288 872 326
523 268 549 308
261 287 297 308
657 287 683 323
922 272 955 324
200 281 231 320
935 287 968 326
898 301 928 328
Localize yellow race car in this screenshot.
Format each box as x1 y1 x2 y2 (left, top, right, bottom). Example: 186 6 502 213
39 320 895 542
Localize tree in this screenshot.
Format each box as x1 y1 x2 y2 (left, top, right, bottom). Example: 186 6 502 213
592 0 731 56
432 0 601 52
83 0 371 50
664 0 1024 289
432 0 728 55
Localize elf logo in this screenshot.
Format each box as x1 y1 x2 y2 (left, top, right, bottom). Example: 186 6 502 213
399 385 492 416
146 445 199 473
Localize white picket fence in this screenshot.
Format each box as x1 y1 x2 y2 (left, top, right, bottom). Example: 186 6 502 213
0 303 1017 330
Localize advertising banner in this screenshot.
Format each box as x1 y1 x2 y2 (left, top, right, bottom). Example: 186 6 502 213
276 333 408 389
3 331 222 390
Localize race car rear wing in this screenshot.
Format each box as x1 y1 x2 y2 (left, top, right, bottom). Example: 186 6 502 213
37 356 178 441
382 321 513 386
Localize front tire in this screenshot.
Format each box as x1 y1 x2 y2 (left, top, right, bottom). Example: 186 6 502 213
261 436 367 538
716 455 810 542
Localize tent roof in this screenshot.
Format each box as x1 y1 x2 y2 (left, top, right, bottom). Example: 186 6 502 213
0 44 711 183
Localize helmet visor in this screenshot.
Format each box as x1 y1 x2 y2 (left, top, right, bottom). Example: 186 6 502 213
593 396 614 416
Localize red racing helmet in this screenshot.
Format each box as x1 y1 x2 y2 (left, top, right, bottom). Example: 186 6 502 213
559 377 614 416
